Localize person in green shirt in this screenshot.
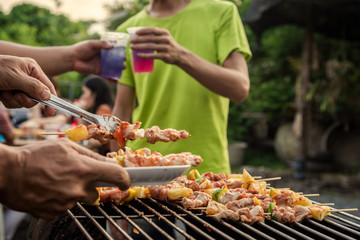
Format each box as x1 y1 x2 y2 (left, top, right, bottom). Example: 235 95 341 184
113 0 251 174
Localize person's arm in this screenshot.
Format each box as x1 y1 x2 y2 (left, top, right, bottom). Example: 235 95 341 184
0 139 130 219
130 28 250 104
112 83 136 123
0 40 113 77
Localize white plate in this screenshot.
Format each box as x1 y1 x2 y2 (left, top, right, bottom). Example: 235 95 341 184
96 165 191 187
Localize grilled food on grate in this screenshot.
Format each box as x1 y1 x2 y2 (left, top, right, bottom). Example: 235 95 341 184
92 168 356 225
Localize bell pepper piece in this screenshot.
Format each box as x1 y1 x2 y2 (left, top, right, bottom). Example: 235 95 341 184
113 128 125 148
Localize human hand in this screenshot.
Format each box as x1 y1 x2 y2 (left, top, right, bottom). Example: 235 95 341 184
70 40 114 75
0 55 57 116
1 138 130 219
130 27 187 65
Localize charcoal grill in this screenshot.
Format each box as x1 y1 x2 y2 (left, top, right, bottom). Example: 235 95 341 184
30 197 360 240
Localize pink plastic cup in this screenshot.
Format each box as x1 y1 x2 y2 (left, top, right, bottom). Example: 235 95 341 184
127 27 154 73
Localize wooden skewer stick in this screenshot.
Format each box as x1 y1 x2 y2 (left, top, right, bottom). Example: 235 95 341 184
314 203 335 206
302 194 320 197
190 207 207 210
41 132 66 135
296 192 304 195
253 176 262 179
261 177 281 182
330 208 358 213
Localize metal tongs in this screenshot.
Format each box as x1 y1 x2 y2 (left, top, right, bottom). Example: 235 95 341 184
29 94 121 132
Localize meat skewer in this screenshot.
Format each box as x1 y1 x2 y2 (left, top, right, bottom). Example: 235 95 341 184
107 147 203 167
93 168 358 225
53 120 190 147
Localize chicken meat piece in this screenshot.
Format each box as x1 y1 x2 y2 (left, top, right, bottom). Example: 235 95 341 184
273 206 296 223
250 205 265 223
206 200 227 215
225 198 255 212
202 172 227 181
237 208 255 224
145 126 190 144
294 205 312 222
213 209 239 221
120 121 145 140
173 176 200 191
87 125 112 144
219 189 247 205
181 191 211 209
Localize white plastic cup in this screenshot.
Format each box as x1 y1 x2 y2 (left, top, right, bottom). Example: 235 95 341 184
100 32 129 81
127 27 154 73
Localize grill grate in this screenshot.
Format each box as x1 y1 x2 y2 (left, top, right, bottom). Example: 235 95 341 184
66 198 360 240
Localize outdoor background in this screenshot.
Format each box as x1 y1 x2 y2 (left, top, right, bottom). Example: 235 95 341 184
1 0 360 222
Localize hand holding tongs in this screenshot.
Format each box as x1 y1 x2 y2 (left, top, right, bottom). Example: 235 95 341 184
29 94 120 132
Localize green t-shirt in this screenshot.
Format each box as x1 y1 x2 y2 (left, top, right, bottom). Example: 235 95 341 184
116 0 251 174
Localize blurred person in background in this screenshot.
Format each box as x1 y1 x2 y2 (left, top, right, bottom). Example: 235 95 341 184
76 75 114 116
75 75 115 154
113 0 251 174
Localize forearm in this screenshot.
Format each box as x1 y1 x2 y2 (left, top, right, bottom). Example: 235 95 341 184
0 144 15 200
0 41 73 76
177 48 250 104
112 84 136 122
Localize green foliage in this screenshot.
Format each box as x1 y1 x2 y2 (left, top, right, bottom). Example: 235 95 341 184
306 36 360 115
104 0 150 31
0 3 92 98
228 25 302 142
4 4 90 46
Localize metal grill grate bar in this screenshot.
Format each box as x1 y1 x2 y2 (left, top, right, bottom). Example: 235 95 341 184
214 221 257 240
239 221 276 240
136 198 196 240
324 219 360 238
69 200 360 240
293 222 337 240
337 212 360 222
328 214 360 230
76 202 114 240
126 203 175 239
111 204 153 240
167 200 237 240
96 205 133 240
67 209 94 240
306 219 357 240
268 220 315 240
258 222 297 240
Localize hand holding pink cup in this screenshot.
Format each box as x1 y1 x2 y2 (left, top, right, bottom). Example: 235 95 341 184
127 27 154 73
